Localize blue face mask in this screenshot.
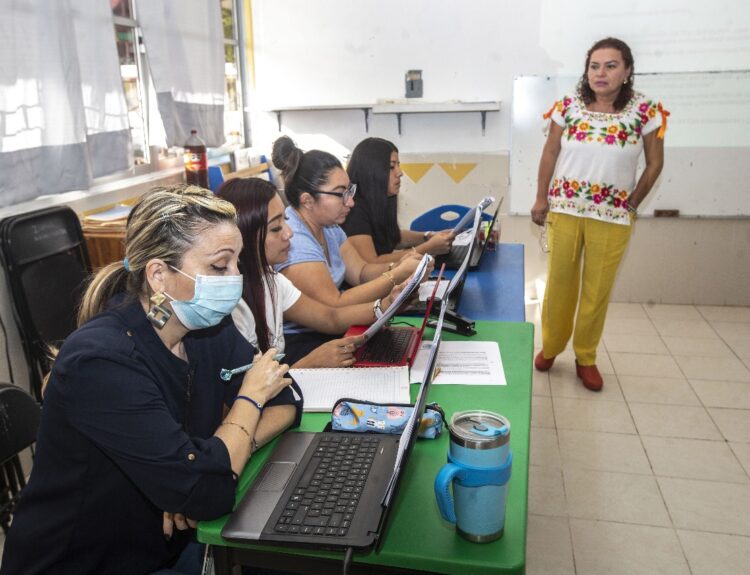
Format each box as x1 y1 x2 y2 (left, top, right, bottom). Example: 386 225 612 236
165 266 243 330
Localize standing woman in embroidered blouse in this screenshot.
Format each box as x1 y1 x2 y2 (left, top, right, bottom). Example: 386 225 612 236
531 37 667 391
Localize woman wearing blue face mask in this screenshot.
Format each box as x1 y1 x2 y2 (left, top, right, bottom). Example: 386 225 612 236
0 185 301 575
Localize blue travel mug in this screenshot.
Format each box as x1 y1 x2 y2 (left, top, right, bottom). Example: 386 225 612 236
434 410 511 542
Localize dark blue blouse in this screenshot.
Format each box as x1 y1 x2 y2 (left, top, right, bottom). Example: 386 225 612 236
0 295 301 575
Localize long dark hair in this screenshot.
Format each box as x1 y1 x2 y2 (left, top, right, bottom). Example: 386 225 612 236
345 138 400 254
271 135 342 207
216 177 277 352
578 37 635 112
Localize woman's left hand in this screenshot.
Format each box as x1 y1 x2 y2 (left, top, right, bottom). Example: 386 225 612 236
163 511 197 540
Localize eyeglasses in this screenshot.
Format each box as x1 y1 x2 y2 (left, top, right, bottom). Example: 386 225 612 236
315 183 357 203
539 221 550 254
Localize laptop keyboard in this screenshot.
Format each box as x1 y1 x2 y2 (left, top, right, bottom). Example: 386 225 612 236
273 434 380 537
358 327 413 363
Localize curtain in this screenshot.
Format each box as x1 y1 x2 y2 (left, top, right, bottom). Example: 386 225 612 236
0 0 131 208
135 0 225 148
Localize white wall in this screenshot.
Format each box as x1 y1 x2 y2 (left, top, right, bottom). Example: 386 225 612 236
248 0 750 154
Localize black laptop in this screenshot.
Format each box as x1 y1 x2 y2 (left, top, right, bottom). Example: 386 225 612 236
436 197 503 270
221 316 444 551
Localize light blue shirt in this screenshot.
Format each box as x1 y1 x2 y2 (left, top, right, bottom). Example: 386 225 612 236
276 206 348 334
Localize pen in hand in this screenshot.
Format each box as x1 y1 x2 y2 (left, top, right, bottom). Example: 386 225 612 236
219 353 286 382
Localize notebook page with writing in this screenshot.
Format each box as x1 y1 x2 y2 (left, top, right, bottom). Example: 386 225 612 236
289 366 410 412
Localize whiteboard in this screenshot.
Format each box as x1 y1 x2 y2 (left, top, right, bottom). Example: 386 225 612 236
510 72 750 216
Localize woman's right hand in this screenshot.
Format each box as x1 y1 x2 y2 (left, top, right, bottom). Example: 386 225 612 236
423 230 454 255
392 251 422 282
238 348 291 405
531 198 549 226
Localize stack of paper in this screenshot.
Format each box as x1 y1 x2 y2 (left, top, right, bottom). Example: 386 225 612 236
81 204 132 232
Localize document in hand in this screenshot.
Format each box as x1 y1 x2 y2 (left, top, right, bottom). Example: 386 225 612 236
360 254 433 341
450 195 495 234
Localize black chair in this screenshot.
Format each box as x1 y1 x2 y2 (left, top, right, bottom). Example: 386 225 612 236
0 383 41 533
0 206 92 401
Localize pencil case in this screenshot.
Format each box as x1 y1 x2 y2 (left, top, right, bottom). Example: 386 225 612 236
327 398 445 439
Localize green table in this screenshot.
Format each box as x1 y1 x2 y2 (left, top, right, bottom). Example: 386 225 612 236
198 320 534 574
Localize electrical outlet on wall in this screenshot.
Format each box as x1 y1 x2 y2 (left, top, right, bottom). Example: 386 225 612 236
405 70 423 98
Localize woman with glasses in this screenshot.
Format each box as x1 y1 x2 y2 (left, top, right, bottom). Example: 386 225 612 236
531 37 667 391
218 177 406 368
342 137 455 264
270 136 424 362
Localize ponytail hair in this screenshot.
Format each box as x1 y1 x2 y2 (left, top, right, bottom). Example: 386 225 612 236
77 184 237 326
271 135 342 207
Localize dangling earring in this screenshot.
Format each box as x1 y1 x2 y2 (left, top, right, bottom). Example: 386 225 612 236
147 291 172 328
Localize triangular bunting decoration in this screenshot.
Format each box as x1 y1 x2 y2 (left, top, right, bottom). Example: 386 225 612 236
438 162 477 184
400 163 434 184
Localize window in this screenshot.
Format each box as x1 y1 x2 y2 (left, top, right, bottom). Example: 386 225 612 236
109 0 246 171
221 0 245 147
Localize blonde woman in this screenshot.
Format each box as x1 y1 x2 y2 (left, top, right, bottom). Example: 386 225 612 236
0 186 300 574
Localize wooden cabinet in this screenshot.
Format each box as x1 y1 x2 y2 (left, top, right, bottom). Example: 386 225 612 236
82 228 126 271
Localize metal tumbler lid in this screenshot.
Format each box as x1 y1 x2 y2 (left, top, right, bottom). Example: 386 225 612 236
449 410 510 450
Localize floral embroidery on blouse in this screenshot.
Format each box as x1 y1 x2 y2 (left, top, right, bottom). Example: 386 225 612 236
543 92 665 226
548 177 631 223
561 96 660 148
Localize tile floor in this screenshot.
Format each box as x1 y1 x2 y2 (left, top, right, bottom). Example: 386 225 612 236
526 303 750 575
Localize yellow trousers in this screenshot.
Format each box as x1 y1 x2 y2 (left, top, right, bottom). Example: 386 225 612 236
541 213 632 365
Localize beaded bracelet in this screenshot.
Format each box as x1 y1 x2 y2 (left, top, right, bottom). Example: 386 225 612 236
221 420 251 439
235 394 264 414
381 271 396 287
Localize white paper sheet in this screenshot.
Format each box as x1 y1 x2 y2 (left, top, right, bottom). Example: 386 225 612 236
408 340 507 385
289 365 410 411
418 280 449 302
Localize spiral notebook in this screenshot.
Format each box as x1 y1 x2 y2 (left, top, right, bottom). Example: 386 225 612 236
288 365 409 412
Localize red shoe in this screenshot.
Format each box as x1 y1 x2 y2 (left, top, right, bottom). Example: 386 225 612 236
534 351 556 372
575 361 603 391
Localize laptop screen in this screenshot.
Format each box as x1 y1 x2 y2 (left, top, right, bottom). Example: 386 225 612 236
443 206 484 302
381 303 445 508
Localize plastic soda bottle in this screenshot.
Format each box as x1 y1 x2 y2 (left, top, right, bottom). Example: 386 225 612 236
184 129 209 188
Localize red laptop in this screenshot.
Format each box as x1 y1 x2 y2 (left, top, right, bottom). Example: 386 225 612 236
345 265 445 367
